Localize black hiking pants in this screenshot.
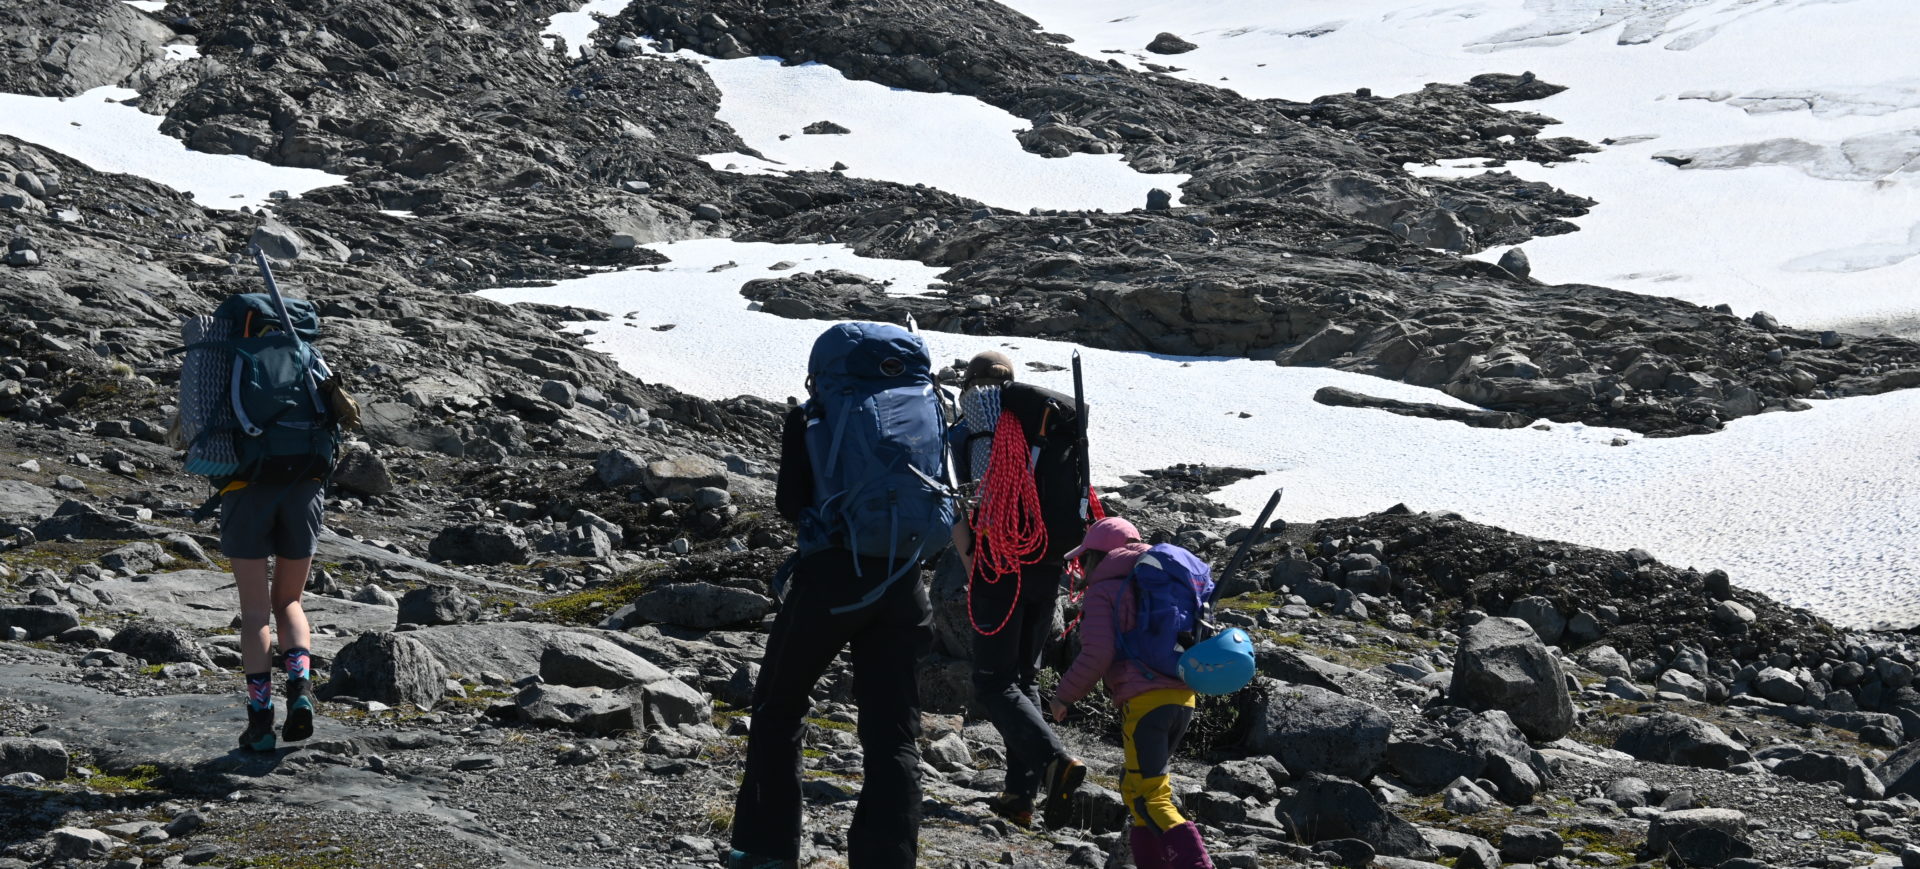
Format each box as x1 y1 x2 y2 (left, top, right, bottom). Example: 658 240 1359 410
732 548 931 868
970 559 1069 800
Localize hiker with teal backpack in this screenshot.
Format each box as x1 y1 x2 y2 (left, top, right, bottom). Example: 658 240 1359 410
1050 502 1269 869
174 247 354 752
729 322 957 869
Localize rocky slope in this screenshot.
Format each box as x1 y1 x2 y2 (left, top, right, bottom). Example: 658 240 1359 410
2 0 1919 868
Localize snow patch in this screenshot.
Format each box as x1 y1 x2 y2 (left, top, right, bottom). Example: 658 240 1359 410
481 238 1920 630
673 50 1189 213
122 0 167 11
539 0 634 58
0 87 345 210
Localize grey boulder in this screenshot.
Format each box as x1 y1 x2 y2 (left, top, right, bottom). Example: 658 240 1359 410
108 620 212 667
626 582 770 630
1449 616 1574 741
517 683 635 735
539 633 672 689
1615 713 1752 770
397 584 483 627
322 631 448 710
643 455 728 500
0 737 68 780
427 523 531 565
0 604 80 640
1245 679 1392 779
1275 773 1436 858
332 448 395 497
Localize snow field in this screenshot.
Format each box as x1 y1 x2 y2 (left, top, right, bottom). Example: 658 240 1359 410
999 0 1920 334
480 239 1920 629
0 87 344 210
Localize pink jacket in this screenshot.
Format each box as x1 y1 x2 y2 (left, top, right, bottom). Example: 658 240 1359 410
1055 542 1189 706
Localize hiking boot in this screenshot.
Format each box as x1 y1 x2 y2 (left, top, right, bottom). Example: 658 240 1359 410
282 694 314 743
984 791 1035 829
727 850 797 869
238 705 276 752
1039 754 1087 830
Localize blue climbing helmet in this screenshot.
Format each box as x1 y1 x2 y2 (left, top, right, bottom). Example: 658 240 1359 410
1179 627 1256 696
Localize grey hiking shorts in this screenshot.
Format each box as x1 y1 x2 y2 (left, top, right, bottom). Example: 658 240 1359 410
219 480 325 560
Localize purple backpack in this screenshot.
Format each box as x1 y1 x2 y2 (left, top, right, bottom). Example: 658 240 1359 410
1117 544 1215 679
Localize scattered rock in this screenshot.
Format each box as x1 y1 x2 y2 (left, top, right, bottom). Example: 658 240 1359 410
517 683 635 735
539 633 673 689
332 447 395 497
1275 773 1436 859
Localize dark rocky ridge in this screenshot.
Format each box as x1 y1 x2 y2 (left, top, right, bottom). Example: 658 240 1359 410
620 0 1920 436
6 0 1913 436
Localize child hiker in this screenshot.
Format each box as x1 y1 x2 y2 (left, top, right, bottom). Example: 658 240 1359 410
1049 517 1214 869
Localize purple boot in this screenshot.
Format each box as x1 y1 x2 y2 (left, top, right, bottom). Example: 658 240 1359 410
1161 822 1214 869
1129 826 1170 869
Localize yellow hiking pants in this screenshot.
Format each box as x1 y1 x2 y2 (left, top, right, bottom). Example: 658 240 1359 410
1120 687 1197 831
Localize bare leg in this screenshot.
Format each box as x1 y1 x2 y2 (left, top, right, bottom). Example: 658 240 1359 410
234 558 274 674
271 556 313 654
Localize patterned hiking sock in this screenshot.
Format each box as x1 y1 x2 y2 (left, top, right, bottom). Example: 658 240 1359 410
246 671 274 711
283 647 311 699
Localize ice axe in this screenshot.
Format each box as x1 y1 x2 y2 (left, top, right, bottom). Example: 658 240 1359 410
1209 487 1284 610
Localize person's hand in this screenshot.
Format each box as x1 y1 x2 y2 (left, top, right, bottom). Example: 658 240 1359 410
1049 698 1070 723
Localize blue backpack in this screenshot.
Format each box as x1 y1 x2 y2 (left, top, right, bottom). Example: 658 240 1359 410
798 322 957 613
1117 544 1216 680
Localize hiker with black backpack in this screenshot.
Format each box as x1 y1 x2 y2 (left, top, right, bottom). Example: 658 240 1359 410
729 322 957 869
174 248 353 752
1050 516 1215 869
950 351 1089 830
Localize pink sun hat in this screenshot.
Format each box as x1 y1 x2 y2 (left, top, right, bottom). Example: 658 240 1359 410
1064 516 1141 560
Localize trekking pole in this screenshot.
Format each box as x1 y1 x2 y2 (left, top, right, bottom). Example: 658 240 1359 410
1210 488 1284 608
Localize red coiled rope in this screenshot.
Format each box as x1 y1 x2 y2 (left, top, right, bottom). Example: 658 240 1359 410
966 410 1047 636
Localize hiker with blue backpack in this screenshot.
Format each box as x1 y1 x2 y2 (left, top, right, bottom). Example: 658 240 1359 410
950 351 1092 830
174 248 354 752
729 322 957 869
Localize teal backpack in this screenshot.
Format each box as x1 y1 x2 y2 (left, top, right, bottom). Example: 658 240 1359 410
177 250 341 504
